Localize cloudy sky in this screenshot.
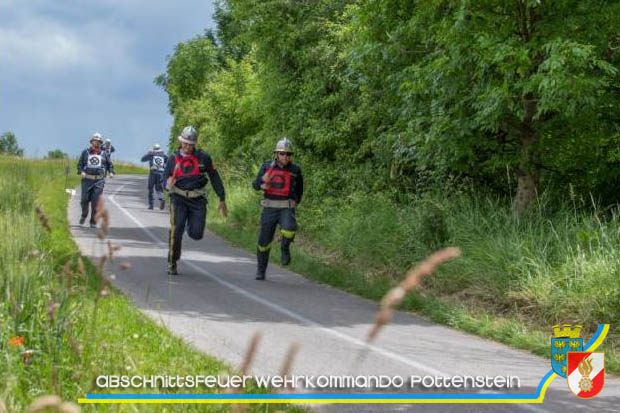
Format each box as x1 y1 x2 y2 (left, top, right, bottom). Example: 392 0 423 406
0 0 215 163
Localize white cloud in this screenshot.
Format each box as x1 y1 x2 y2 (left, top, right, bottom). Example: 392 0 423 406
0 1 216 161
2 26 86 69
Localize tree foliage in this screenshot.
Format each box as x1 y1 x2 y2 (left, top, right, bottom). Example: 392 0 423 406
156 0 620 208
45 149 68 159
0 132 24 157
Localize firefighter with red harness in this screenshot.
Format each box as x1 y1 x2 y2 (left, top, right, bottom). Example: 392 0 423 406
163 126 228 275
253 138 304 280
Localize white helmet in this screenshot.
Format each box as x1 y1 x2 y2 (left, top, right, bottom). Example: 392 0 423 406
178 126 198 144
274 137 293 153
105 138 112 144
91 133 103 143
153 143 161 150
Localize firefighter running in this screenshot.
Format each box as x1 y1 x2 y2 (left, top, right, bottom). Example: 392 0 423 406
141 143 168 210
77 133 114 228
253 138 304 280
164 126 228 275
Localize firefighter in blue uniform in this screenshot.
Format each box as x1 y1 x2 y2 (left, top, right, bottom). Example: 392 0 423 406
141 143 168 209
163 126 228 275
253 138 304 280
103 138 115 157
77 133 114 227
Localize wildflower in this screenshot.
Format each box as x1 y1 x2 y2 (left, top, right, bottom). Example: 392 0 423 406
9 336 26 347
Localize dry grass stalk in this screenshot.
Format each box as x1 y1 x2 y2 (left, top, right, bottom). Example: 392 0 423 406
98 256 107 273
278 342 300 377
93 196 106 222
240 331 262 376
47 302 60 320
61 260 72 276
367 308 394 342
228 332 263 413
94 197 110 240
366 247 461 343
59 259 74 288
70 336 82 359
107 241 121 261
27 395 80 413
35 206 51 232
278 342 300 391
76 257 85 275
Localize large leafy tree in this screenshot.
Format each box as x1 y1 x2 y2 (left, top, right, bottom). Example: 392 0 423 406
154 33 222 140
349 0 620 210
158 0 620 207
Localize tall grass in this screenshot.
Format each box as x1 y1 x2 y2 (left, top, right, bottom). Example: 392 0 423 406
0 157 301 412
209 165 620 372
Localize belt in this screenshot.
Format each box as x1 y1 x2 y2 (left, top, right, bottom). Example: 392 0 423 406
169 186 205 198
150 167 164 172
261 199 296 208
83 174 105 180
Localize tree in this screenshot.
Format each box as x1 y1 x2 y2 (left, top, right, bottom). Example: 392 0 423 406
360 0 620 211
45 149 68 159
154 34 221 116
0 132 24 156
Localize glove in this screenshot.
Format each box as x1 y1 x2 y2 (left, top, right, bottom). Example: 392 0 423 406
81 172 86 178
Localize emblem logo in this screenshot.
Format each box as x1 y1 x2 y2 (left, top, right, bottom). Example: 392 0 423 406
551 325 583 377
567 352 604 398
88 155 102 166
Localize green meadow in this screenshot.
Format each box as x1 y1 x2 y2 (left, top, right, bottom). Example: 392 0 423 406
0 156 300 412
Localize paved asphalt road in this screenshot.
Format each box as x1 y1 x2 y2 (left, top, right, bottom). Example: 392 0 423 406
69 175 619 412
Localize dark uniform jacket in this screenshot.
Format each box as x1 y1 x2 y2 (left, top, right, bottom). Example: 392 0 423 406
77 148 114 177
141 150 168 172
253 161 303 204
104 144 115 156
163 149 225 201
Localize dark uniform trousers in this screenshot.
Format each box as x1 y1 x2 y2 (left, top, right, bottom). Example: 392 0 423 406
257 206 296 275
258 207 297 248
147 171 164 207
168 194 207 263
80 178 105 223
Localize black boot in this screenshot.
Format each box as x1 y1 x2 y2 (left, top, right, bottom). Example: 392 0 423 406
159 199 166 210
168 261 178 275
79 216 86 225
256 249 269 280
148 204 154 210
281 238 292 266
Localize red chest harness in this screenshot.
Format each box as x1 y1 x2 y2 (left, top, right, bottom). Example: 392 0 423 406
264 167 293 197
173 154 201 178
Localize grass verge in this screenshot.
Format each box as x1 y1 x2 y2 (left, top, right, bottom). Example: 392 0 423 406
114 161 149 175
0 156 301 412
